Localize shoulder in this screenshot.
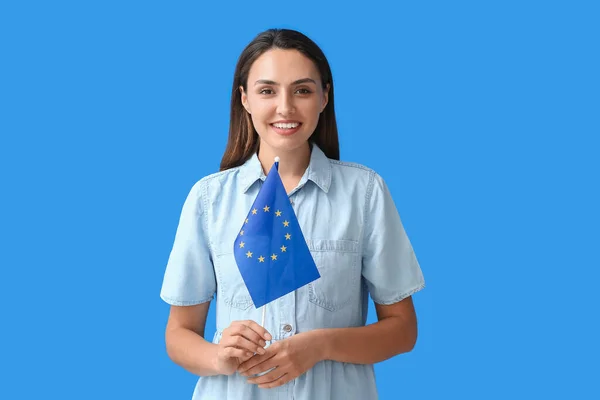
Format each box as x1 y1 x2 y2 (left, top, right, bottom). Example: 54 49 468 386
191 166 245 193
328 159 385 190
179 167 245 211
327 158 395 209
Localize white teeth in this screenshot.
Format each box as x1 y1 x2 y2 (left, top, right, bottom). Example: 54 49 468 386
272 122 300 129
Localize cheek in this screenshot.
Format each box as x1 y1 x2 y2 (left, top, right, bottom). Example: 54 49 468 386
249 102 274 123
248 105 274 137
303 102 323 123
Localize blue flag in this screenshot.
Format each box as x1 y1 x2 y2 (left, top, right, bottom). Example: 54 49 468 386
233 160 320 308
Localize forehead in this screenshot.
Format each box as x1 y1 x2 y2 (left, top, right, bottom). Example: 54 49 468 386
248 48 320 83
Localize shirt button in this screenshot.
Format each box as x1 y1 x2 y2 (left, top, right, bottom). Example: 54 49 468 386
283 324 293 332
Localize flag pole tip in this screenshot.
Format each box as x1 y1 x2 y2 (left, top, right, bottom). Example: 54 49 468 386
274 156 280 163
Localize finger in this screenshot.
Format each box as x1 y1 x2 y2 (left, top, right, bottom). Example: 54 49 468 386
258 373 294 389
230 324 267 349
235 320 272 341
258 373 293 389
221 335 267 355
238 352 269 375
238 351 255 363
223 347 254 360
237 343 278 373
248 368 286 385
240 354 278 377
238 342 279 373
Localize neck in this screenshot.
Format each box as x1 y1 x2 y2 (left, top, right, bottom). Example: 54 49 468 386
257 141 311 180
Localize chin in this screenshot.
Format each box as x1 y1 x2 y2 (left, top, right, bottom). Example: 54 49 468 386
260 134 311 153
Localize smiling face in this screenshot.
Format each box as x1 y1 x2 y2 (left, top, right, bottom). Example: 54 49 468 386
241 48 329 156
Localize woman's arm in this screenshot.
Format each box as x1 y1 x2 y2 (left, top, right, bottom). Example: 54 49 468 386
165 303 272 377
318 295 418 364
238 296 418 388
165 302 222 376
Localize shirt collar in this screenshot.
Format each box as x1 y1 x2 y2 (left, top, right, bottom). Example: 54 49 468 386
239 143 332 194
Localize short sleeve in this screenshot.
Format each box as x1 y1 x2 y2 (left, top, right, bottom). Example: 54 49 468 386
160 180 216 306
361 173 425 305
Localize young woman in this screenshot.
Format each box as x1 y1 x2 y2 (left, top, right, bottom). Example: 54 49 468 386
160 28 425 399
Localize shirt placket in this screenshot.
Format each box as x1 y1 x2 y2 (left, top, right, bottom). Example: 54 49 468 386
278 190 299 341
273 191 300 400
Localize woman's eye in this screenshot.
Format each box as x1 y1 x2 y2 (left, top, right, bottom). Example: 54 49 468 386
259 88 274 95
295 88 312 94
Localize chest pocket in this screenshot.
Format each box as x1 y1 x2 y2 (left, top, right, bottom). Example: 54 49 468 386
214 239 361 312
307 239 361 312
214 249 254 310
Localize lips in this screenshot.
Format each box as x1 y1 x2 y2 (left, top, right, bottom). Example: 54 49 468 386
270 122 302 136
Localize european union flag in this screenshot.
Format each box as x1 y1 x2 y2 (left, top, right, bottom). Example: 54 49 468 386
233 160 320 309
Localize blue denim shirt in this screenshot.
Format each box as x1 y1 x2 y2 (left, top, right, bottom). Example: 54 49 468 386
160 144 425 399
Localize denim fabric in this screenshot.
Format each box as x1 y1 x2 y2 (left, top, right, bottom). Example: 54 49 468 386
160 144 425 399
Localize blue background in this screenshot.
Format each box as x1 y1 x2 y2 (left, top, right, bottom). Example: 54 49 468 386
1 1 598 399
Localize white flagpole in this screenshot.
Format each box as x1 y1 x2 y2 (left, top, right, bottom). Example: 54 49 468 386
260 156 279 344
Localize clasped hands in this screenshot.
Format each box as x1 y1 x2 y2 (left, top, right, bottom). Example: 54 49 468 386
215 320 322 389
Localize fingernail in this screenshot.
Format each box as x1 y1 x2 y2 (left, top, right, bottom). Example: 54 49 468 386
257 347 266 355
265 333 272 340
259 340 266 347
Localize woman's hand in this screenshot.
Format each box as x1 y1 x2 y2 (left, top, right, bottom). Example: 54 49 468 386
237 331 325 388
215 320 272 376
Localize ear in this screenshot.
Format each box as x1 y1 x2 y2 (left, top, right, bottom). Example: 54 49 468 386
240 86 251 114
321 84 330 113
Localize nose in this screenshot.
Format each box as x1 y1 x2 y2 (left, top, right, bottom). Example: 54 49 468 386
276 92 295 116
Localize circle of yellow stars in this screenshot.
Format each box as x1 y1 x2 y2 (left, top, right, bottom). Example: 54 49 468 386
238 204 292 263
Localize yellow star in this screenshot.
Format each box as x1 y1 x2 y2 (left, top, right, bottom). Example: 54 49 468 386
245 218 249 224
246 251 253 258
285 233 291 240
240 230 244 236
280 245 287 252
239 241 245 248
252 209 257 215
258 256 265 262
271 253 277 261
263 205 270 212
275 210 282 217
283 220 290 227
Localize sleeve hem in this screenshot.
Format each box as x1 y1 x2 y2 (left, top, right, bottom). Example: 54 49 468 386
371 282 425 305
160 293 214 306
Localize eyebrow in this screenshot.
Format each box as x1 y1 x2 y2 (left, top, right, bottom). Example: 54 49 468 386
254 78 317 86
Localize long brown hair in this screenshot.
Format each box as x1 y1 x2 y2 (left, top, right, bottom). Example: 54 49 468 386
219 29 340 171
